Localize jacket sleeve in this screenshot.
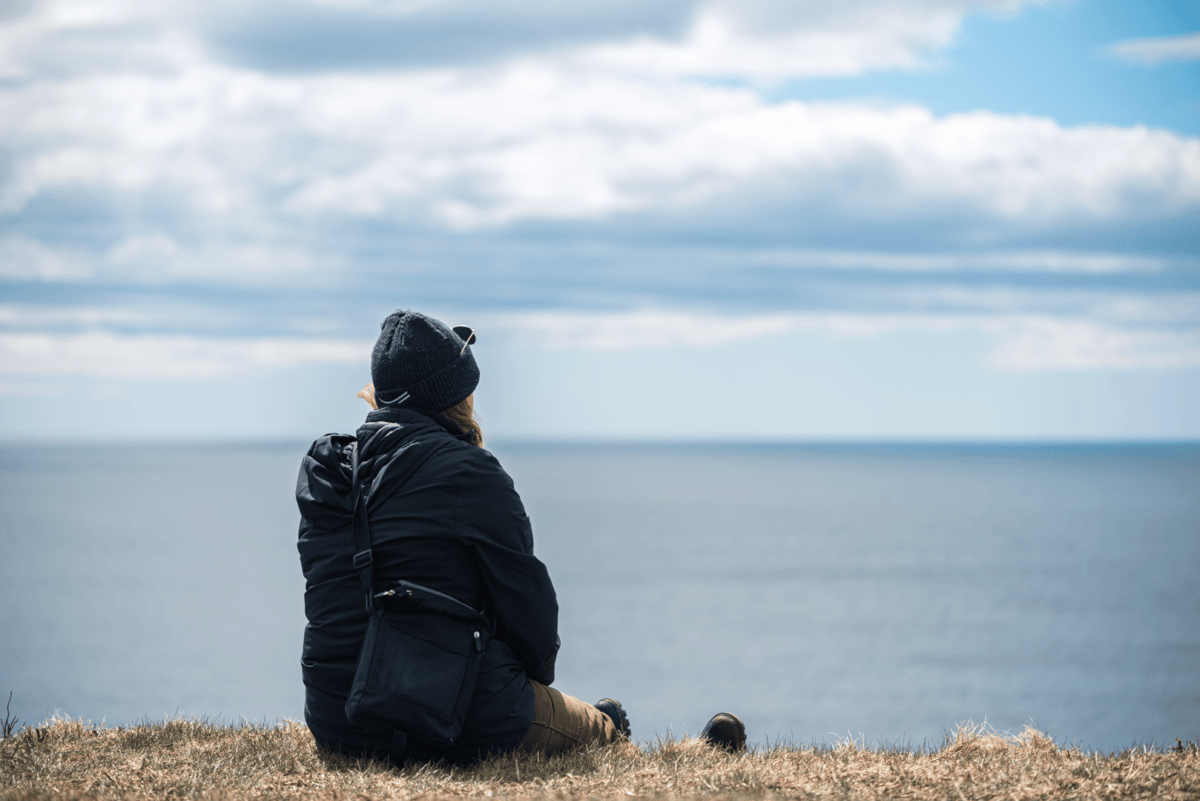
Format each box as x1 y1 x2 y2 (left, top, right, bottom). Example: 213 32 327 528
453 450 560 685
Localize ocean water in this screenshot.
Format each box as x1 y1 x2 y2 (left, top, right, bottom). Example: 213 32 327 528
0 441 1197 753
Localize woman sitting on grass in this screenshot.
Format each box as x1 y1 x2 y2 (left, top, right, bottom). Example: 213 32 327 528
296 310 745 763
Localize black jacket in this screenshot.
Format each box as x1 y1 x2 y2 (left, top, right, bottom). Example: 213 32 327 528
296 406 560 762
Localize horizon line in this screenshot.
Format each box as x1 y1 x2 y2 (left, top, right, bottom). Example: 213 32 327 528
1 435 1197 448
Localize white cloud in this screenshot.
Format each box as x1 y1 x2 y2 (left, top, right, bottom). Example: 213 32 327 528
982 318 1200 371
1 299 1195 383
291 82 1200 229
104 235 324 283
733 249 1177 273
1 0 1196 388
0 0 1046 79
6 57 1194 237
0 0 1193 263
575 0 1044 79
0 332 371 378
0 304 148 328
489 309 803 351
485 306 1200 372
487 308 950 351
0 380 70 397
0 233 329 285
0 0 1045 85
1108 31 1200 66
0 236 94 280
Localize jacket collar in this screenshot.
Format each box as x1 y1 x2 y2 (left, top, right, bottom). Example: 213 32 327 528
364 405 469 440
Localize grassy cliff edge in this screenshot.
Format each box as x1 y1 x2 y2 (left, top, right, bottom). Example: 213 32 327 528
1 717 1197 800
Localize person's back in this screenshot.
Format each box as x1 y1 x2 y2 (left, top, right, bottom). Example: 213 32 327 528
299 400 565 762
296 310 744 763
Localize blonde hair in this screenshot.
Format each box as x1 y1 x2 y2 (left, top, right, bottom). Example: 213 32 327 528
439 395 485 447
357 383 484 448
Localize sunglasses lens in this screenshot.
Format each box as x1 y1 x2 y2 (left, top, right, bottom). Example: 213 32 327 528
452 325 477 346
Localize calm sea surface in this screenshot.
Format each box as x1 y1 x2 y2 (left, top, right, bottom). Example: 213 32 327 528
1 441 1197 752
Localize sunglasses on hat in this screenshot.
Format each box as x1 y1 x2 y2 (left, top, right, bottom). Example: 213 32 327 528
453 326 477 355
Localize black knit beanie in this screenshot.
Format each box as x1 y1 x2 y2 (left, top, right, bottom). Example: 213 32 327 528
370 310 479 411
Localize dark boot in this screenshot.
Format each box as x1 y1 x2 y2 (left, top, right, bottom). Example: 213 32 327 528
594 698 631 739
700 713 746 752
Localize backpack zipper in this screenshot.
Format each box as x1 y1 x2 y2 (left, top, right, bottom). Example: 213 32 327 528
374 581 483 618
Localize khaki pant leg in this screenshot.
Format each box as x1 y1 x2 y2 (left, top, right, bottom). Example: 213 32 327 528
518 680 619 756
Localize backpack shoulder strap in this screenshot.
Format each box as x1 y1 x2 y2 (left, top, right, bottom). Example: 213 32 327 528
349 441 376 613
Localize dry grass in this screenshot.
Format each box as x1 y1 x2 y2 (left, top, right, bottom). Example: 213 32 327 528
1 717 1196 801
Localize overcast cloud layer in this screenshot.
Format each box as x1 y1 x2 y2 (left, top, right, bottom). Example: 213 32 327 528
1 0 1198 437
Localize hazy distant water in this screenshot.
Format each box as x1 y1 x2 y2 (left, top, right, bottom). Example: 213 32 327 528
1 441 1197 753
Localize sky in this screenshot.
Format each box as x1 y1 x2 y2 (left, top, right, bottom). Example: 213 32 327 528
0 0 1198 441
